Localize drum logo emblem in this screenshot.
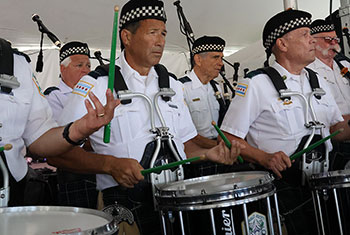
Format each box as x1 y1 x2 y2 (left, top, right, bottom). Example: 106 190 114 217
241 212 268 235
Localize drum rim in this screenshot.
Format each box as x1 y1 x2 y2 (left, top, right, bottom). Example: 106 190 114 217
0 206 118 235
155 171 275 208
310 169 350 189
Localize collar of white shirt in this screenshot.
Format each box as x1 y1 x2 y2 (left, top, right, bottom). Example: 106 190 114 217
118 51 158 87
188 69 205 89
271 61 308 82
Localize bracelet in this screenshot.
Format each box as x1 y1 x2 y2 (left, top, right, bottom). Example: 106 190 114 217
62 122 87 146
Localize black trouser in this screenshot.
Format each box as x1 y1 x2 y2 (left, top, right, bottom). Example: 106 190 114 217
0 152 27 206
102 185 162 235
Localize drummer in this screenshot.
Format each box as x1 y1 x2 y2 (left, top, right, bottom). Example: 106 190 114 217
56 0 243 234
0 38 119 206
220 9 350 235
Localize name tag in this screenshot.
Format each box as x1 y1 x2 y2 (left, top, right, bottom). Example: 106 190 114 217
168 103 178 109
192 98 200 102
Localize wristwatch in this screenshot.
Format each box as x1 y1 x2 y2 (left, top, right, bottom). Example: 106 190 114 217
62 122 87 146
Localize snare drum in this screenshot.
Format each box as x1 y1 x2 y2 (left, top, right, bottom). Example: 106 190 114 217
310 169 350 235
0 206 118 235
155 171 282 235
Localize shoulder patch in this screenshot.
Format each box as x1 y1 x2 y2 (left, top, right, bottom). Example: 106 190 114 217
178 76 191 83
245 70 265 79
43 86 60 95
235 83 248 97
32 74 45 97
72 80 94 97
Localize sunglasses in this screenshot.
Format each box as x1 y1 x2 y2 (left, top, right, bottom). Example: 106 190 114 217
314 36 340 44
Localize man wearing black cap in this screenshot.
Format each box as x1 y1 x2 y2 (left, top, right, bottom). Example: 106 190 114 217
308 20 350 170
45 41 91 118
0 38 120 206
44 41 98 209
56 0 242 234
220 9 349 234
181 36 226 141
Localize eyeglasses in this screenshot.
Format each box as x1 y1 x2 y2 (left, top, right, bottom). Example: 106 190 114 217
314 36 340 44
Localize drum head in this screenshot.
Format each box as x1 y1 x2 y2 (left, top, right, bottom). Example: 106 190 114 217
0 206 118 235
156 171 275 210
310 169 350 190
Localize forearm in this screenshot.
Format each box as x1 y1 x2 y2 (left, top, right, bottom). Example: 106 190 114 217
330 115 350 141
47 147 113 175
191 134 217 149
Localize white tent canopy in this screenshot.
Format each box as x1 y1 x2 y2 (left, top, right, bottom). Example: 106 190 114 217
0 0 340 89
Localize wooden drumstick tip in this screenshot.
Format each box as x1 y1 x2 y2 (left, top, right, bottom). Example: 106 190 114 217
339 128 345 133
3 144 12 151
211 121 216 126
114 5 119 12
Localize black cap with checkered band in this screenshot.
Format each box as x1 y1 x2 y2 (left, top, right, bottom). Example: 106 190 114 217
310 19 335 35
59 41 90 63
119 0 167 49
192 36 226 55
262 9 312 66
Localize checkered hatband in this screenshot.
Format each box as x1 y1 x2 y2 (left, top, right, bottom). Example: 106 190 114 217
191 36 226 55
264 17 312 50
310 19 335 35
192 44 225 54
119 5 166 29
262 10 312 51
59 41 90 63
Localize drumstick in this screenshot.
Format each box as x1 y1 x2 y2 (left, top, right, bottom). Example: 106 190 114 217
0 144 12 152
290 128 343 161
141 156 205 176
103 5 119 143
212 121 244 163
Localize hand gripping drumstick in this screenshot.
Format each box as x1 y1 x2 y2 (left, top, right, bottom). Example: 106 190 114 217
212 121 244 163
103 5 119 143
289 128 343 161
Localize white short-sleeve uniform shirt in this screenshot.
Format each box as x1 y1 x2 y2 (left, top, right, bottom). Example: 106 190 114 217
58 52 197 190
221 62 343 156
0 54 57 181
308 58 350 115
182 70 220 139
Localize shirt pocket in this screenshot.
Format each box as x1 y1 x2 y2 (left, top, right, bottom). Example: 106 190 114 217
270 100 304 135
187 98 208 128
0 92 31 138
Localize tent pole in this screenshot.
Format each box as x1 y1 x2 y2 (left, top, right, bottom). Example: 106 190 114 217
283 0 298 9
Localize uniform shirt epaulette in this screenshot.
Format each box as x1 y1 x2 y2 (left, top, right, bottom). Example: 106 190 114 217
88 65 109 79
169 72 177 81
178 76 191 83
43 86 60 95
245 69 265 79
13 48 31 63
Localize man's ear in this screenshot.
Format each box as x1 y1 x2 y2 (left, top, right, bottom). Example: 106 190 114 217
193 54 201 67
275 37 288 53
121 29 132 48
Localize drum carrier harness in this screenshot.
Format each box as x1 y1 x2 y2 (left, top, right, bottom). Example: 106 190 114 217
89 63 184 208
254 66 329 185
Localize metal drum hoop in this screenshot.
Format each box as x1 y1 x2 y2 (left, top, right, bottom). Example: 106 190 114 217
156 171 275 211
0 206 118 235
310 169 350 190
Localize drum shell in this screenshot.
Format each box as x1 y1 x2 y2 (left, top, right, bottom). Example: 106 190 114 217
156 171 280 235
0 206 119 235
310 169 350 235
